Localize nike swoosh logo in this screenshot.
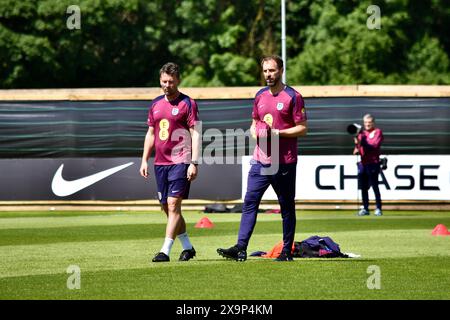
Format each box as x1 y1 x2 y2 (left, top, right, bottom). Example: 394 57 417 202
51 162 134 197
282 172 289 176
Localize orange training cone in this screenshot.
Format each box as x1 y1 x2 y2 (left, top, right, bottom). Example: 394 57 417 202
195 217 215 229
431 224 450 236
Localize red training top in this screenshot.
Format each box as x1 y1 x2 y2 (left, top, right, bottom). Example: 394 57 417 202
251 86 307 164
356 128 384 165
147 93 199 165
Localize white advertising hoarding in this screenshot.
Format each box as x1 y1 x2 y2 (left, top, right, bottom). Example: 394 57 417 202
241 155 450 201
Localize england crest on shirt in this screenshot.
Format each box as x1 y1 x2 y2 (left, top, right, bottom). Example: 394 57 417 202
172 108 179 116
276 102 284 111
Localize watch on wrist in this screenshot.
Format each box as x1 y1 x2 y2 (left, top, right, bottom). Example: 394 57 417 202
191 161 199 166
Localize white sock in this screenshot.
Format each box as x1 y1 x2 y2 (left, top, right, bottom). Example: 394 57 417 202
160 237 174 256
177 232 193 250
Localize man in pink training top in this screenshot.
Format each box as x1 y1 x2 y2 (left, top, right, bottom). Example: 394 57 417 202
353 114 384 216
217 55 308 262
140 62 200 262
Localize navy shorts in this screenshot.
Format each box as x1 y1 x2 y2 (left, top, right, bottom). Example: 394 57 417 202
154 164 190 204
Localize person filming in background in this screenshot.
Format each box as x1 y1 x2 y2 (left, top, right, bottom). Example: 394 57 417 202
353 114 384 216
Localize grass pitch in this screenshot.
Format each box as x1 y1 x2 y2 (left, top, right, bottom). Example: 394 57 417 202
0 210 449 300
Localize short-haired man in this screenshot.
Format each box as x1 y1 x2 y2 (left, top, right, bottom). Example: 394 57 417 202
353 114 384 216
140 62 200 262
217 55 308 262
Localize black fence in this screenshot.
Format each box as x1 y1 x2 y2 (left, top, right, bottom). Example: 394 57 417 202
1 97 449 158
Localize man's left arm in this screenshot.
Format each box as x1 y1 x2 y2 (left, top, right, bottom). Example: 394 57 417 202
275 121 308 137
360 129 383 150
189 126 200 162
187 100 200 181
275 93 308 138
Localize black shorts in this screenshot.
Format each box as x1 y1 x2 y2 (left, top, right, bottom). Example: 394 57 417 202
154 164 190 204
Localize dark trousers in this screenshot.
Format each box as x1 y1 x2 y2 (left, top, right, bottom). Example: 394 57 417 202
358 162 382 210
238 162 297 253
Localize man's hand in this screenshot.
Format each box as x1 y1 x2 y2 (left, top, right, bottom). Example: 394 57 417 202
187 164 198 181
354 137 359 145
255 120 271 138
140 161 149 178
353 148 359 155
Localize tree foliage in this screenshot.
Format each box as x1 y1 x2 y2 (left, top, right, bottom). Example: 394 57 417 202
0 0 448 88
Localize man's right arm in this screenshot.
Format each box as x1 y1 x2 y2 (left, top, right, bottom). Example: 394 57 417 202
250 94 261 139
250 119 257 139
140 126 155 178
353 134 360 155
